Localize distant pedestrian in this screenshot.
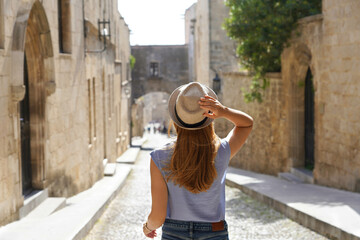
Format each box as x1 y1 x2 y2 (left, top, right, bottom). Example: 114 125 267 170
142 82 253 239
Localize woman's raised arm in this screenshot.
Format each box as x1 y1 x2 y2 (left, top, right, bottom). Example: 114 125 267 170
199 95 253 159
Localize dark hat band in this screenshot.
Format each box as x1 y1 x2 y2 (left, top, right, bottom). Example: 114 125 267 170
174 106 208 129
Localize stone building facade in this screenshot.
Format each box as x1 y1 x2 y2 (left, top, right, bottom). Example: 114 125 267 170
0 0 131 225
131 45 189 100
186 0 360 192
131 45 189 135
185 0 239 87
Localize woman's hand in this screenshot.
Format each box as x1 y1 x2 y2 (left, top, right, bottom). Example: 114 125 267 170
200 94 253 159
144 230 157 238
199 95 226 119
143 222 157 238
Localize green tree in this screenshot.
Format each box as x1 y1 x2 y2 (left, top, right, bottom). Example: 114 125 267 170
224 0 321 102
130 55 136 69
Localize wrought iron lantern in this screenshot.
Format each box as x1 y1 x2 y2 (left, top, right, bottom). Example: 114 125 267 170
98 19 111 48
213 73 221 94
85 19 111 53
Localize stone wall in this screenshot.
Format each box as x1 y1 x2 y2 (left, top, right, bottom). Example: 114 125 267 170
0 0 131 226
215 73 287 175
185 3 196 82
130 45 189 139
282 0 360 192
209 0 239 75
131 45 189 99
190 0 360 192
131 98 145 137
193 0 210 86
188 0 239 88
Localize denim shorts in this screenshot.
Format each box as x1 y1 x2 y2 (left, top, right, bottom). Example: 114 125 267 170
161 218 229 240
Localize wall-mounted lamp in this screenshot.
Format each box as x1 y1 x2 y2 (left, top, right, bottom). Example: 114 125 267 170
85 19 111 53
98 19 111 48
98 19 111 40
123 85 131 99
213 73 221 94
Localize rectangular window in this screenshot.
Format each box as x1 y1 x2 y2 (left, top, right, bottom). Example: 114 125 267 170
108 75 111 119
88 79 92 145
149 62 159 77
112 75 115 114
115 25 119 60
119 63 123 84
92 77 96 139
0 0 4 49
58 0 71 53
115 105 119 140
118 105 121 136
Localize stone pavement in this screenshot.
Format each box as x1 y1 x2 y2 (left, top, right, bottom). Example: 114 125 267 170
1 133 357 240
0 148 137 240
226 168 360 240
85 134 328 240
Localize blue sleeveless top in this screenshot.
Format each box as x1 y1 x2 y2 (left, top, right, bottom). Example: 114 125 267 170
150 139 231 222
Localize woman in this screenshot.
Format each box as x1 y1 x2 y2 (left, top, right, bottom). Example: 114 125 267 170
143 82 253 239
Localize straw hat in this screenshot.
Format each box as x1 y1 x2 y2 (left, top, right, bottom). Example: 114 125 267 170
168 82 217 130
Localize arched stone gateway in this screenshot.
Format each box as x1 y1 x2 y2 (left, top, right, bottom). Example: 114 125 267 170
282 43 315 170
131 45 189 138
131 45 189 100
131 92 171 138
11 0 55 193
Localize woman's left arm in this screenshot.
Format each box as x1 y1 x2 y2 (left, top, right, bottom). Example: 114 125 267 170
143 158 168 238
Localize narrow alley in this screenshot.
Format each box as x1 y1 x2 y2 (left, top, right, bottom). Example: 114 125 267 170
84 133 327 240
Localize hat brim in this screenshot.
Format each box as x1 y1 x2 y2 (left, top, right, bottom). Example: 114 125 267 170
168 83 218 130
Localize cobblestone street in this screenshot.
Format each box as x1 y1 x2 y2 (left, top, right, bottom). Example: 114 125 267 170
85 134 328 240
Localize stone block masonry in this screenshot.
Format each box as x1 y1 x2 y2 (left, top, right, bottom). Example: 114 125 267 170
198 0 360 193
0 0 131 226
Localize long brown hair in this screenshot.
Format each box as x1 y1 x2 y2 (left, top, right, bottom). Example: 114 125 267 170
163 122 220 193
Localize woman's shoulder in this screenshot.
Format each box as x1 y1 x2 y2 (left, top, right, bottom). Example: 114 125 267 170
150 141 175 161
219 138 230 149
217 138 231 158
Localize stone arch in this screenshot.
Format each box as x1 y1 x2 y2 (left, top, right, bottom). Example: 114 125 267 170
282 43 314 169
11 0 55 190
132 91 170 137
132 78 184 100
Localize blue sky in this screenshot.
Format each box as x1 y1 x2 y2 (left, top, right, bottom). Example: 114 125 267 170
118 0 197 46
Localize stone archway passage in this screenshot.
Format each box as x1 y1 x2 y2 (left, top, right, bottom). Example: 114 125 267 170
12 0 55 191
282 43 313 169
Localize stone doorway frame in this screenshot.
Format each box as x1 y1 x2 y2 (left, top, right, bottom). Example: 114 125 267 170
282 43 315 169
11 0 56 191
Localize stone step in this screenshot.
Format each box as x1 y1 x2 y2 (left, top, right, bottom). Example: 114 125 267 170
104 163 117 176
116 147 140 164
278 172 305 184
291 167 314 184
19 189 48 219
131 136 148 148
25 198 66 219
103 158 108 167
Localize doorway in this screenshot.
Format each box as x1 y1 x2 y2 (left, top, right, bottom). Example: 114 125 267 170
20 55 33 196
304 68 315 170
13 1 55 192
